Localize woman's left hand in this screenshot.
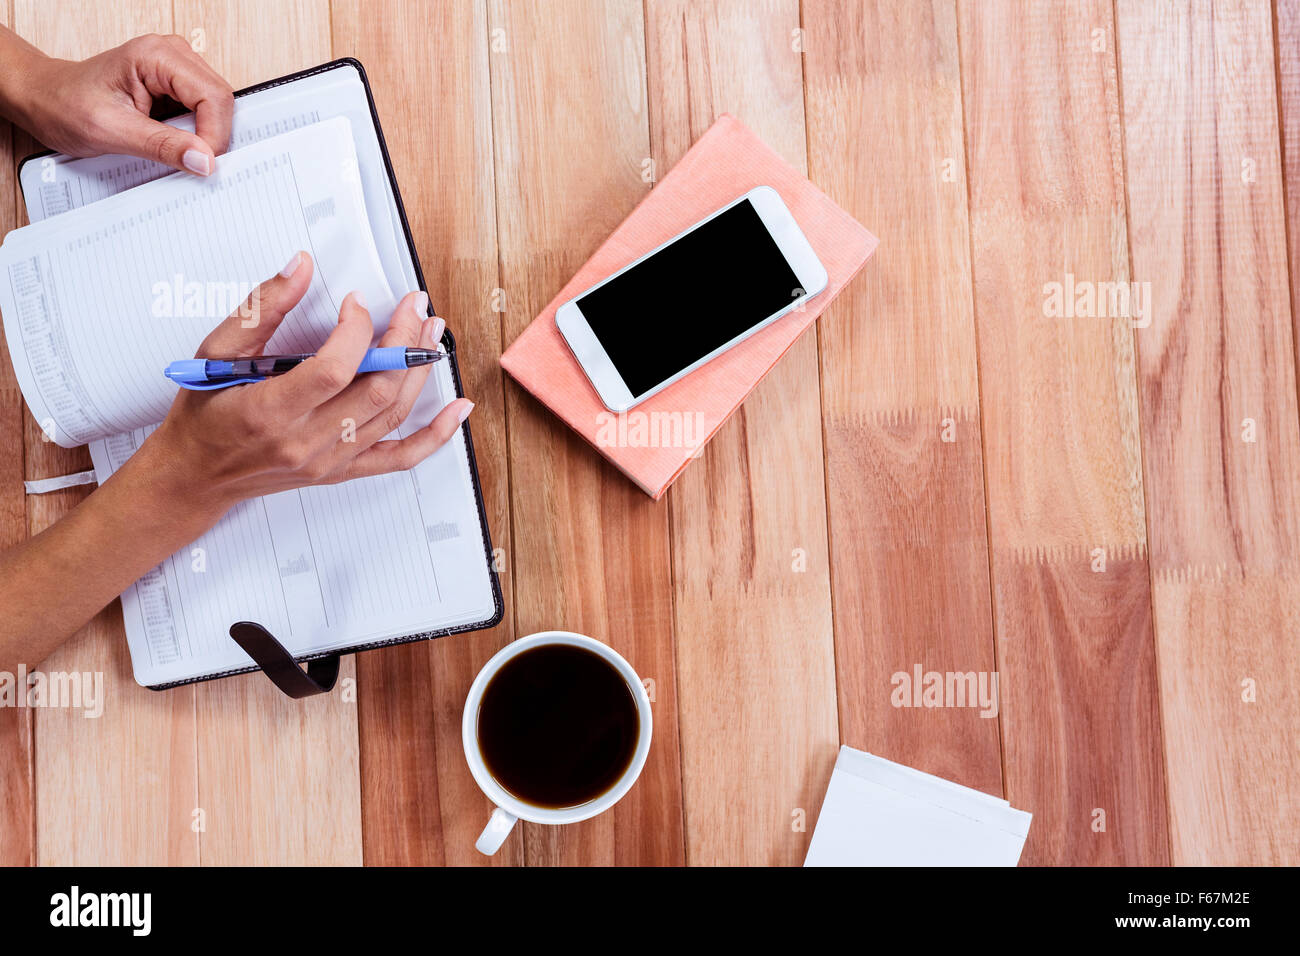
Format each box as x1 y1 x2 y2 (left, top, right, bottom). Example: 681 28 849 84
1 30 234 176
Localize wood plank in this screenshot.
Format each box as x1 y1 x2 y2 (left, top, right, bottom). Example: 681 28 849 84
175 0 330 82
802 0 1002 797
958 0 1169 864
1118 0 1300 864
487 0 685 866
170 0 361 865
644 0 838 865
0 0 35 868
14 0 200 866
331 0 519 866
1286 0 1300 374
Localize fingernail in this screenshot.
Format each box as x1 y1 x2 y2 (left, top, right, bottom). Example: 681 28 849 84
412 291 429 316
457 400 475 424
182 148 211 175
279 251 301 278
431 316 446 343
349 290 367 309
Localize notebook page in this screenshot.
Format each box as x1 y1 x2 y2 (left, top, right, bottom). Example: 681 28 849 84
18 65 415 297
0 116 394 446
88 358 497 687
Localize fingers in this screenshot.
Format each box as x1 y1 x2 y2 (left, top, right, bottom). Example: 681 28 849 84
351 310 445 448
177 61 235 158
116 35 234 173
142 36 234 158
312 291 431 436
109 109 220 176
268 291 374 416
195 252 313 358
334 398 475 482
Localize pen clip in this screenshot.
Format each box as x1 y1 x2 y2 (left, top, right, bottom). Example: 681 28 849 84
175 377 266 391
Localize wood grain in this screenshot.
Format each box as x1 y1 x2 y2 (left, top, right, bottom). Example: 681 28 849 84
174 0 330 82
487 0 685 865
3 0 1297 867
644 0 839 865
15 0 200 866
802 0 1002 797
0 0 35 868
1118 0 1300 864
1286 0 1300 379
170 0 362 866
331 0 519 866
958 0 1169 864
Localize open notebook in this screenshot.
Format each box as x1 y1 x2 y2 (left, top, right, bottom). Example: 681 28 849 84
1 61 502 689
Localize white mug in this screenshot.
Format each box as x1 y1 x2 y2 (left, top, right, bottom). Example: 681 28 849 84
462 630 653 856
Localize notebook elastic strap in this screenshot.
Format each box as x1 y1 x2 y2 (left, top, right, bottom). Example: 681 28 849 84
228 621 340 698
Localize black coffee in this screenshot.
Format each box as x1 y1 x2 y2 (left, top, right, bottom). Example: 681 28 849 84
477 644 640 809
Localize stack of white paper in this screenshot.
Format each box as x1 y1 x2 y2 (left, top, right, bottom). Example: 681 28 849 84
804 746 1032 866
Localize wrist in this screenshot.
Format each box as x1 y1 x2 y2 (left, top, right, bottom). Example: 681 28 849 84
0 34 53 132
113 430 236 542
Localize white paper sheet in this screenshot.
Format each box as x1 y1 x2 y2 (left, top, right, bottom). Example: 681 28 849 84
805 746 1032 866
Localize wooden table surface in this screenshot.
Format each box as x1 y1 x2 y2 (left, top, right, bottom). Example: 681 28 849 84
1 0 1298 867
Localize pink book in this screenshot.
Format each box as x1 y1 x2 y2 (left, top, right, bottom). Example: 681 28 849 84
500 114 878 499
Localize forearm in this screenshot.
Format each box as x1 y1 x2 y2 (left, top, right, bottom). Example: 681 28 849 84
0 439 228 671
0 25 50 132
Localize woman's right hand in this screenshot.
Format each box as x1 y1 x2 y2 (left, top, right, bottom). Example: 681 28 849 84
139 251 473 524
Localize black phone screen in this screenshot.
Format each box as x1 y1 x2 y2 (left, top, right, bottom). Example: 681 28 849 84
576 198 803 398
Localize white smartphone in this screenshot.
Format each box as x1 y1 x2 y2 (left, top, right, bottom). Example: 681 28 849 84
555 186 828 412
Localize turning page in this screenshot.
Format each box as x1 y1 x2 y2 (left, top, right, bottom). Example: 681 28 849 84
0 115 392 446
17 62 417 298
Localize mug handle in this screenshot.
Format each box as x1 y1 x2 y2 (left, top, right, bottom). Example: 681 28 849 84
476 806 518 856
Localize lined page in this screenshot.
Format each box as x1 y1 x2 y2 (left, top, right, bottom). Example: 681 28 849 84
89 358 496 686
25 111 324 217
0 116 393 446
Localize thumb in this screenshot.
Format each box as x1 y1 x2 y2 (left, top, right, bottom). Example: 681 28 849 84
195 252 314 358
109 109 216 176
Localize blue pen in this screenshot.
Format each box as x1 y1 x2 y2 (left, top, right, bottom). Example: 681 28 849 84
164 346 445 390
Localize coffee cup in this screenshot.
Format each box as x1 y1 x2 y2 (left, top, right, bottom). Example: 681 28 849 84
462 631 653 855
